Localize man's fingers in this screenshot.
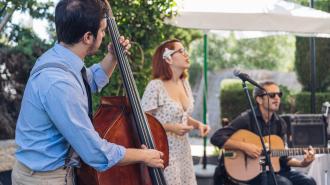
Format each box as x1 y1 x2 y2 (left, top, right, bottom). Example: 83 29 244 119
157 160 164 168
123 39 130 46
119 36 125 43
141 144 147 149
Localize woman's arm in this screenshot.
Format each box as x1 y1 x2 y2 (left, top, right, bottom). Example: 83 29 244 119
187 117 210 137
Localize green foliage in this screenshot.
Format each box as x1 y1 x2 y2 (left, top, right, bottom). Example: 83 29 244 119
295 37 330 92
295 92 330 113
0 30 50 139
188 62 203 87
82 1 201 109
220 79 292 121
0 0 202 131
190 34 295 71
0 0 53 18
294 0 330 92
220 79 254 121
0 0 54 44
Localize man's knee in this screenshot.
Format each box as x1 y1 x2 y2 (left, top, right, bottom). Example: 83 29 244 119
275 175 292 185
305 176 316 185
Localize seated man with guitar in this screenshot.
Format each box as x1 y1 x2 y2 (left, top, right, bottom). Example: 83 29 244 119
211 81 316 185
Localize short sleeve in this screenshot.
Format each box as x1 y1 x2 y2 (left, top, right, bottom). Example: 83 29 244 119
141 80 165 112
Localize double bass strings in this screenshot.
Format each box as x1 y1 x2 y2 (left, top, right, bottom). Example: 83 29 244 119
106 13 166 184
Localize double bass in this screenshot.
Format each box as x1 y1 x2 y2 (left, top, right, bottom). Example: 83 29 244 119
76 1 169 185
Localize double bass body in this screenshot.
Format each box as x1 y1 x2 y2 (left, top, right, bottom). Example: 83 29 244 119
77 96 169 185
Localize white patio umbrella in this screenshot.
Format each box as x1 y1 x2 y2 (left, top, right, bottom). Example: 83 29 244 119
169 0 330 36
166 0 330 173
210 30 287 39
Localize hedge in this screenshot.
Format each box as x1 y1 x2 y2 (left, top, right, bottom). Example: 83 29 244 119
295 92 330 113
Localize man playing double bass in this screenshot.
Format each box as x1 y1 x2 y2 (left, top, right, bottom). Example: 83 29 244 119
211 81 316 185
12 0 164 184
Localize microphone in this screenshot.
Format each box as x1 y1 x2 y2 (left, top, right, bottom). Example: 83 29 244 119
233 70 265 90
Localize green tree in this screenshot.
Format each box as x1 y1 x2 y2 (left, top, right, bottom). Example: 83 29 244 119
84 1 201 109
1 0 54 139
0 0 53 40
0 0 201 139
0 30 49 139
190 34 295 72
294 0 330 92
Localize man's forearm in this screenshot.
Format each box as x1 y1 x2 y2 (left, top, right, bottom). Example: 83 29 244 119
117 148 145 166
100 53 117 76
223 139 246 150
287 158 305 167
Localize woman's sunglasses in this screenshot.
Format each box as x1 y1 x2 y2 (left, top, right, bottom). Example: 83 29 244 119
171 48 187 56
260 92 283 98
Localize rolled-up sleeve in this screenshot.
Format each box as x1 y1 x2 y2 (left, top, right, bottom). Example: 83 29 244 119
88 63 110 93
211 114 250 148
43 80 125 171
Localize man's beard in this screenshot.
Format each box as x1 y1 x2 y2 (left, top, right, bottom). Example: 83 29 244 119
86 41 98 56
267 105 279 112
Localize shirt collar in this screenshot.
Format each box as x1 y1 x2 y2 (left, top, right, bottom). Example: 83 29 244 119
53 43 85 73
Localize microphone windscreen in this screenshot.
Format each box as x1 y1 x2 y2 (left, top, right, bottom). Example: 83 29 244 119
233 69 240 76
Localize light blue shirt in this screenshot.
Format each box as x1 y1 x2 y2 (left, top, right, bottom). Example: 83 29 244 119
15 43 126 172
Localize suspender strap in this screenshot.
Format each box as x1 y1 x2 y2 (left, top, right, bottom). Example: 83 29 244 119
30 63 78 83
30 62 82 185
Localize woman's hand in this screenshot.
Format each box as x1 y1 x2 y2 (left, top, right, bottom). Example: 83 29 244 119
171 124 194 136
197 123 210 137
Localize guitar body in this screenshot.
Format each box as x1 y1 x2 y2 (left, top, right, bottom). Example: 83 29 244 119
224 129 284 181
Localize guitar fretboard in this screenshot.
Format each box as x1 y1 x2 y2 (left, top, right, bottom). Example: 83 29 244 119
271 147 330 157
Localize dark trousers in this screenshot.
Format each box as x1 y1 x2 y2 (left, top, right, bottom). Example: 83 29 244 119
279 170 316 185
248 170 316 185
214 168 316 185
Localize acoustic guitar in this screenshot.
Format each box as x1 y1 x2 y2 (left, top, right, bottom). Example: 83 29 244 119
222 129 330 181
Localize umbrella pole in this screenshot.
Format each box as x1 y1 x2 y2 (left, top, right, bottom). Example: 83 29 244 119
310 0 316 113
202 32 208 169
194 32 216 184
310 37 316 113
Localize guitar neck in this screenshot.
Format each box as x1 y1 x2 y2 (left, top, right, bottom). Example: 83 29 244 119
272 147 330 157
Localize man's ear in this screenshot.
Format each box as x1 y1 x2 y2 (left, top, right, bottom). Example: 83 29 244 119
82 32 94 45
255 96 262 105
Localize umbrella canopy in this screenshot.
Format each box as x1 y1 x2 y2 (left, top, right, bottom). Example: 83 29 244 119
210 30 287 39
168 0 330 37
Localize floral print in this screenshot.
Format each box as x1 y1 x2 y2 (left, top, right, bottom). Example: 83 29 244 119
141 79 197 185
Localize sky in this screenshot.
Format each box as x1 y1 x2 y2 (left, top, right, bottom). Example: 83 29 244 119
12 12 50 41
11 0 59 41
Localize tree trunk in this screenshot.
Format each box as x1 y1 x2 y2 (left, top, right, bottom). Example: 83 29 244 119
0 6 15 33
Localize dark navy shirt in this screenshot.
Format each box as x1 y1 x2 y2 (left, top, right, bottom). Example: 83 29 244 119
211 107 290 171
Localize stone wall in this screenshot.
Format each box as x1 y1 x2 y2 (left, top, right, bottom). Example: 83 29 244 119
0 139 16 172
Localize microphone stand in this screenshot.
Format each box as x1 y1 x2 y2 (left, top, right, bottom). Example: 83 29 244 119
240 81 278 185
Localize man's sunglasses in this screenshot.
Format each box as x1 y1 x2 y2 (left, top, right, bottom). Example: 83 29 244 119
259 92 283 98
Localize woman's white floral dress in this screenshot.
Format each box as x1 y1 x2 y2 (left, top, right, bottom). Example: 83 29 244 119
141 79 197 185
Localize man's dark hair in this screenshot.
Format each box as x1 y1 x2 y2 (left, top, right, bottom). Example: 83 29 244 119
55 0 108 45
253 81 278 98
